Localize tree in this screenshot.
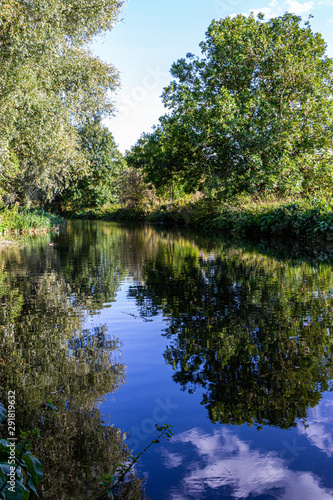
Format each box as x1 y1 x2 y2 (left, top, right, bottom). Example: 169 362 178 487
127 115 205 195
129 13 333 198
57 121 126 209
0 0 124 206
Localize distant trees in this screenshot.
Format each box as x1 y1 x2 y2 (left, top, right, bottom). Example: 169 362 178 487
0 0 124 206
57 121 126 209
128 13 333 198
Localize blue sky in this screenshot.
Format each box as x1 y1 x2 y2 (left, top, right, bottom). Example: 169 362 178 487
92 0 333 152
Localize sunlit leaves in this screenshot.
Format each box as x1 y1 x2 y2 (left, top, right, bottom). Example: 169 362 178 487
129 13 333 198
57 121 126 209
0 0 123 205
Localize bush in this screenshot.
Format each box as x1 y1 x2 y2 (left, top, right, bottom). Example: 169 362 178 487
118 168 157 214
214 197 333 239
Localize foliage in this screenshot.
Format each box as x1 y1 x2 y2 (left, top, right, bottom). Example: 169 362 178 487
118 167 157 214
128 13 333 197
146 196 217 226
0 403 43 499
0 207 64 234
68 192 333 242
214 196 333 238
127 116 205 196
56 121 126 210
0 0 124 206
97 423 174 499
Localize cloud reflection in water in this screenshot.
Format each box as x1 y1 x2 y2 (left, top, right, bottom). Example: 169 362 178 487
160 427 333 499
298 393 333 458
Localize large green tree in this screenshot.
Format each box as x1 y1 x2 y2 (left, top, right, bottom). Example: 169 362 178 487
0 0 123 206
127 115 205 195
129 13 333 198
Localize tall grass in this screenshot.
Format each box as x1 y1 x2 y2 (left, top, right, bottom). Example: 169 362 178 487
0 207 64 234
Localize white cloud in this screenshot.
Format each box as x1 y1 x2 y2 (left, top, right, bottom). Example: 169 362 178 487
248 0 283 18
245 0 316 19
285 0 315 14
159 449 183 469
163 428 333 499
298 394 333 457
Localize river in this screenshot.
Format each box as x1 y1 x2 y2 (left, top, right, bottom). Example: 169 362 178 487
0 220 333 499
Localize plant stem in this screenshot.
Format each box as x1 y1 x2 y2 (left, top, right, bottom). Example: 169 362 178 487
95 427 171 500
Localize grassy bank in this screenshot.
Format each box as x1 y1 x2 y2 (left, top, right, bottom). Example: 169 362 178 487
0 207 65 236
64 196 333 241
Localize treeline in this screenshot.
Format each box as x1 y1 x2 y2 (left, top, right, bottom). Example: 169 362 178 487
3 9 333 237
0 0 125 209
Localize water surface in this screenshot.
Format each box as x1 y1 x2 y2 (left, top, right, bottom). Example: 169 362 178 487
0 221 333 499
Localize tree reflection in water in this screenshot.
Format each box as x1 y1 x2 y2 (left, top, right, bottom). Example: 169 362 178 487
1 221 333 497
129 239 333 429
0 235 146 499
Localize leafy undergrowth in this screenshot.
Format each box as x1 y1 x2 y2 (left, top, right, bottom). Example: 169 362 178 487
67 196 333 241
0 208 64 235
213 197 333 239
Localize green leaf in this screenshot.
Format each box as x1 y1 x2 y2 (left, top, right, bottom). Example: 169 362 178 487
0 465 6 484
0 440 11 462
20 451 43 487
0 464 28 500
0 481 30 500
27 478 39 498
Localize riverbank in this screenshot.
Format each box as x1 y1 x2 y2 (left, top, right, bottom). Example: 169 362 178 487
63 196 333 241
0 208 65 242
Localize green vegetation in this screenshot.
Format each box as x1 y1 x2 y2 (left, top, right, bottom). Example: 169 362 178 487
0 403 43 499
3 9 333 241
53 121 126 212
5 4 333 497
0 0 125 210
66 195 333 241
0 207 64 236
98 423 174 500
119 13 333 239
129 13 333 199
148 196 333 239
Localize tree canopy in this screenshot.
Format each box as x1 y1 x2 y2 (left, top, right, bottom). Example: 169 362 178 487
128 13 333 198
0 0 124 205
56 121 126 209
